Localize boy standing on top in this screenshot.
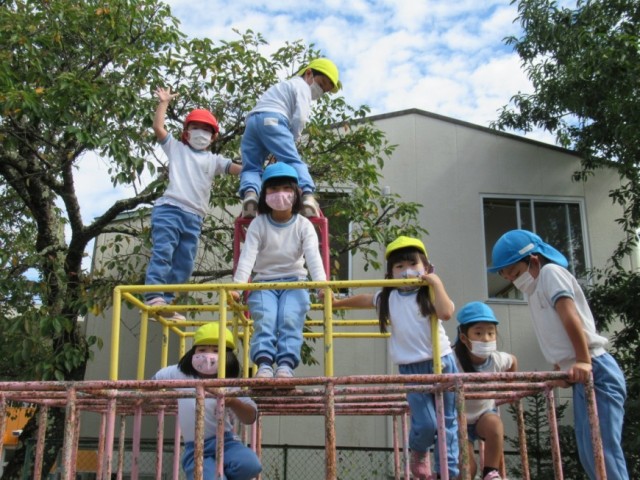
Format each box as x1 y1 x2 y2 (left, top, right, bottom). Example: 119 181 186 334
239 58 340 218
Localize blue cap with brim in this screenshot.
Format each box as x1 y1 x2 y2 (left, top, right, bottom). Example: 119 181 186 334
262 162 298 185
488 229 568 273
456 301 499 325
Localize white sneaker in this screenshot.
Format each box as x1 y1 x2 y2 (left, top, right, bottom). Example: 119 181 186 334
242 191 259 218
145 297 186 321
254 365 274 379
301 194 320 217
275 365 294 378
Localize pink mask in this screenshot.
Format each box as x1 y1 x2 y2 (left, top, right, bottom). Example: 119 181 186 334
265 191 294 211
191 352 218 375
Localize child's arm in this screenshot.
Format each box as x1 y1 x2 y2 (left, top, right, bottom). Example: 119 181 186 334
554 297 592 383
332 293 375 309
420 273 454 320
226 397 257 424
153 86 179 142
228 162 242 176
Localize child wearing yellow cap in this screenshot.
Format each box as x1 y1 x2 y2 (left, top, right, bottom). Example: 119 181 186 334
152 322 262 480
239 58 340 218
333 236 459 480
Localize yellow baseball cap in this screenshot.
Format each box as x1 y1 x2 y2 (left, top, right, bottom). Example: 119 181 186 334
193 322 235 349
385 236 428 259
296 58 341 93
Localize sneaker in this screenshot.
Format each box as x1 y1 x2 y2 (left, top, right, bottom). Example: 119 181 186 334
409 450 430 480
275 365 294 378
145 297 186 321
242 191 259 218
483 471 502 480
254 365 274 379
301 194 320 218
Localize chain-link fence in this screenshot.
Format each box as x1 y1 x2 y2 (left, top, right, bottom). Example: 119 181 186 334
40 440 525 479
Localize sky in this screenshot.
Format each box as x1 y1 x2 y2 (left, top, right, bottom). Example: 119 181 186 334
75 0 558 268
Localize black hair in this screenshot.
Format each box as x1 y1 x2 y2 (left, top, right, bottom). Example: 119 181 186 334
257 176 303 215
453 322 500 373
376 247 434 333
453 323 477 373
178 346 241 378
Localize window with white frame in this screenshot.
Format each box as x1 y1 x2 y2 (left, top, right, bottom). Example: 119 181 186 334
483 197 588 300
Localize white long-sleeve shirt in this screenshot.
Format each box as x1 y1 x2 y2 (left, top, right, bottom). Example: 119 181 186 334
233 214 326 284
250 76 312 141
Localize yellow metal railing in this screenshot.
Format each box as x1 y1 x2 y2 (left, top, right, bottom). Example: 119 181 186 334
109 278 442 380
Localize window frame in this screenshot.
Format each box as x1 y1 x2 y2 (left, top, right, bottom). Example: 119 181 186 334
481 194 592 303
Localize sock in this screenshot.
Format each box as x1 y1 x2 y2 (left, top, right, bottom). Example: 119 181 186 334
278 358 295 369
255 356 272 368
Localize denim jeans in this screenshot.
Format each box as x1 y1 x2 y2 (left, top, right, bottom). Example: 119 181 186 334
248 279 310 368
573 352 628 480
239 112 315 196
144 204 202 302
399 353 459 479
182 431 262 480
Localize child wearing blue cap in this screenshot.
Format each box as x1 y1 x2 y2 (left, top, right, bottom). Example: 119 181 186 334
232 163 327 379
454 302 517 480
489 229 628 480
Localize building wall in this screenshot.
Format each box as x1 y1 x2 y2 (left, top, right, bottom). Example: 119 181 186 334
83 109 626 450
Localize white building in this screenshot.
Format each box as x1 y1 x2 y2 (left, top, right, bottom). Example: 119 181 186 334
83 108 627 476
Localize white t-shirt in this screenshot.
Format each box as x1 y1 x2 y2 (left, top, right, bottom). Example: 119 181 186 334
152 365 256 443
233 214 326 284
455 351 513 424
373 290 453 365
250 76 312 140
527 263 607 370
156 135 232 218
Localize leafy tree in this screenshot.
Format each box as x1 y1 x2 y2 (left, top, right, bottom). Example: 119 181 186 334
493 0 639 476
0 0 424 476
506 394 586 480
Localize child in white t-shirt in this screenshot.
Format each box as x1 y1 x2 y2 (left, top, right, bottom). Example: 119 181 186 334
454 302 517 480
152 322 261 480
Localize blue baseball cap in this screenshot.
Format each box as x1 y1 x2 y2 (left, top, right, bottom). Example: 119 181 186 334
456 302 499 326
262 163 298 185
488 229 568 273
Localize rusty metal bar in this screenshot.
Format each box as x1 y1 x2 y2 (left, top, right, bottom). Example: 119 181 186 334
156 407 165 480
32 405 48 480
117 415 126 480
324 381 336 479
545 388 564 480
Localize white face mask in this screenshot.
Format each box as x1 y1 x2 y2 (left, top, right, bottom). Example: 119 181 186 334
309 81 324 101
469 340 496 359
265 191 295 211
393 268 424 280
191 352 218 375
513 270 537 296
188 129 213 150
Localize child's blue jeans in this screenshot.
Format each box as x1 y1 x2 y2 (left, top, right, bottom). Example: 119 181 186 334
240 112 315 196
248 278 310 368
399 353 460 479
182 431 262 480
144 204 202 303
573 352 628 480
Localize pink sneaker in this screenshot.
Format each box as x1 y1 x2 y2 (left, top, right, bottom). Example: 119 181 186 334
409 450 430 479
483 471 502 480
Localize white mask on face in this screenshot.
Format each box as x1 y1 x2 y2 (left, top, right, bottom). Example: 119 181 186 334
513 270 537 296
469 340 496 359
309 81 324 101
188 129 213 150
393 268 424 280
191 352 218 375
265 191 295 211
